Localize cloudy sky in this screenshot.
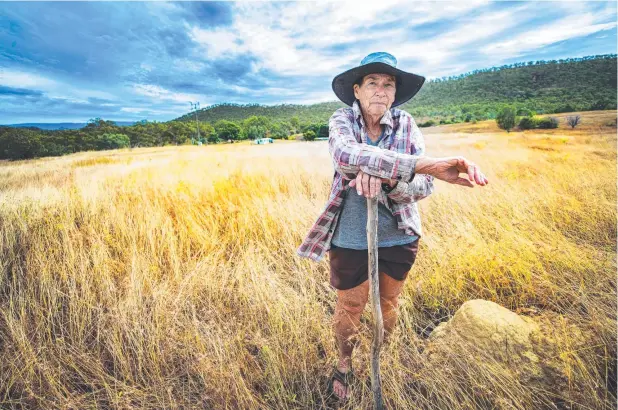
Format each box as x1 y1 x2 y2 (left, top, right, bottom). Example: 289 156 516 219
0 1 616 124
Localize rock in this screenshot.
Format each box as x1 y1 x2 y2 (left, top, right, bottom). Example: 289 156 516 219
417 300 606 408
426 299 541 364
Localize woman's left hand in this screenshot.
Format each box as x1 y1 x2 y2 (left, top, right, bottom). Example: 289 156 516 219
349 170 392 198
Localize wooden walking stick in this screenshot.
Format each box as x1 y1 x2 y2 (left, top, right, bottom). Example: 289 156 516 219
366 196 384 410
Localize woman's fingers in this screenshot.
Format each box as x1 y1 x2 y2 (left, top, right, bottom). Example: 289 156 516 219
372 175 381 197
353 171 382 198
456 156 488 186
455 177 474 187
474 166 482 185
363 172 380 198
362 172 370 196
356 173 363 194
465 162 475 183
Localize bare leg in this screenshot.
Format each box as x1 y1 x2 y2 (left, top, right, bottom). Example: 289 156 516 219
332 280 369 399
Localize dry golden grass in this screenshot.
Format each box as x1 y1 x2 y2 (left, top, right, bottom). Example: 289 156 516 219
0 111 616 409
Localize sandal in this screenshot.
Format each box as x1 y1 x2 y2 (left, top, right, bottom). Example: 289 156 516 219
328 366 355 401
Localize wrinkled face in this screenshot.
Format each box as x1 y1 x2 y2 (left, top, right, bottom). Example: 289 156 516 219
353 73 397 117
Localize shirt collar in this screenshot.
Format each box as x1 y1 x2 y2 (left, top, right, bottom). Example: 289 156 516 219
352 99 394 130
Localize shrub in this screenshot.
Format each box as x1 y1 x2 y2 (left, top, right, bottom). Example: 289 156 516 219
566 115 581 129
419 120 436 127
537 117 559 129
303 130 316 141
496 107 516 132
518 116 537 130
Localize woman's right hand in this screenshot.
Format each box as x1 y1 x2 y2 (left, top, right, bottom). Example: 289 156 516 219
349 170 382 198
416 157 488 187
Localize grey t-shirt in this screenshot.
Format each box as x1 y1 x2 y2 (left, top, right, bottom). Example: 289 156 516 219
331 128 419 249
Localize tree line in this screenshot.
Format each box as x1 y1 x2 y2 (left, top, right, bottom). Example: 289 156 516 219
1 54 615 160
0 116 328 160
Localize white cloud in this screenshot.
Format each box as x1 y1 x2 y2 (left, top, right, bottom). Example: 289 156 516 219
120 107 145 113
121 106 182 116
188 0 494 77
4 0 615 122
0 69 117 101
0 70 57 89
132 84 201 104
482 12 617 59
389 6 529 71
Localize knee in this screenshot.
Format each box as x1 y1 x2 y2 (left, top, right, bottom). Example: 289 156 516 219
379 273 404 309
380 294 399 312
337 293 368 316
341 297 368 315
336 283 369 316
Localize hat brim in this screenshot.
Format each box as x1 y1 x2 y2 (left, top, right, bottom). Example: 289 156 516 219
332 62 425 107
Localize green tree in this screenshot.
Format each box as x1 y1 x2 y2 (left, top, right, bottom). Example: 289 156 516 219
215 120 241 140
0 128 42 160
241 116 270 140
201 123 216 143
270 121 291 139
290 116 300 134
303 130 316 141
496 107 516 132
317 123 329 138
84 118 120 135
97 133 130 150
165 121 193 145
246 125 266 140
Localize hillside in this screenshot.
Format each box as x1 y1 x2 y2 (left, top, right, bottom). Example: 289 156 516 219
175 54 617 124
174 101 346 126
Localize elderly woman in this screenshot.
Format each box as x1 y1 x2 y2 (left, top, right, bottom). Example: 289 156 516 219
296 52 488 401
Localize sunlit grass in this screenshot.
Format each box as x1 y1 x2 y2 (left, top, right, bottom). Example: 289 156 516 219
0 112 616 409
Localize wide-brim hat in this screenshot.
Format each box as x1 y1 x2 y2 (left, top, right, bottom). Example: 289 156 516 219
332 52 425 108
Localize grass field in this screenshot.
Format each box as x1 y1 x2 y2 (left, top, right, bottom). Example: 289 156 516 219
0 111 616 409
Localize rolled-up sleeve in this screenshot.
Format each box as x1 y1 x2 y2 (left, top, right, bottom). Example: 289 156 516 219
328 108 420 183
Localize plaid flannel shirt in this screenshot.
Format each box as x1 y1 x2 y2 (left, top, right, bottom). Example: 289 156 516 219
296 99 434 262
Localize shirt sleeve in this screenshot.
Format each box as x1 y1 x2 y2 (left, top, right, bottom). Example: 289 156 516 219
385 117 435 203
328 108 420 183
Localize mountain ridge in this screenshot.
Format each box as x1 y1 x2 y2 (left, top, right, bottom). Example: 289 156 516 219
174 54 617 124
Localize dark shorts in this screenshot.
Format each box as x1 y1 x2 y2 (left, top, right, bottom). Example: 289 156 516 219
328 238 420 290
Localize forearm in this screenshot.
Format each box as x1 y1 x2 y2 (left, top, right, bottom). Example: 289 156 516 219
385 118 436 203
386 173 435 204
330 141 420 182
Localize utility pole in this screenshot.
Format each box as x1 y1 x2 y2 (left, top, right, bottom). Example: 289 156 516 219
190 101 201 144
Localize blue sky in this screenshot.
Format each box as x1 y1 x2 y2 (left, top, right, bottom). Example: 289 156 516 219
0 1 616 124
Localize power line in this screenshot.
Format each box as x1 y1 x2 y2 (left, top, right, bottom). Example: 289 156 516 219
189 101 202 144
